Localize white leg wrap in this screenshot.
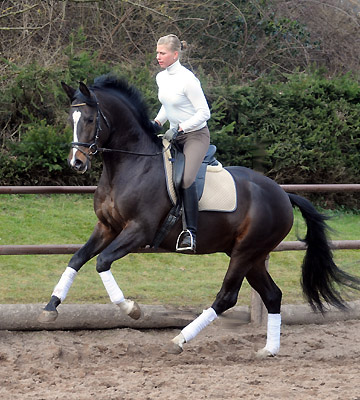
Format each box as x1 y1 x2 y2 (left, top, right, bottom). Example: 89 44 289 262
181 307 218 343
264 313 281 355
117 299 135 314
52 267 77 302
172 333 186 349
99 270 125 304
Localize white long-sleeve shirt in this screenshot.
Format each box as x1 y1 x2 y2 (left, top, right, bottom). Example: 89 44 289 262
155 60 210 133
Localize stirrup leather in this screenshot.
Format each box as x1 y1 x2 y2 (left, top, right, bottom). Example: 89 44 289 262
176 229 195 251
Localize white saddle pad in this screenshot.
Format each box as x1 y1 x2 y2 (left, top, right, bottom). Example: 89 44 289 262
163 139 237 212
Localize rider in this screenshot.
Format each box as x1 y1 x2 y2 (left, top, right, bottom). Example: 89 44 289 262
154 34 211 253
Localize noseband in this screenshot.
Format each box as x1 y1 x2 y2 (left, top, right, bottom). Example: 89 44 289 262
70 91 168 158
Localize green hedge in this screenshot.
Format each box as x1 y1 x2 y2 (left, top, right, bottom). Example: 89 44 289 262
209 70 360 185
1 59 359 206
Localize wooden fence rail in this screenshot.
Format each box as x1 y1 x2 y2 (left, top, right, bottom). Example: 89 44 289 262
1 240 360 256
1 184 359 256
1 184 360 194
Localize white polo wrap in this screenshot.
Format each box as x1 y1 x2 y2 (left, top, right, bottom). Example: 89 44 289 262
264 313 281 355
52 266 77 302
181 307 218 343
99 270 125 304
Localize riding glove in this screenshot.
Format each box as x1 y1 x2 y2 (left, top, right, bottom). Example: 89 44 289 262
164 127 180 142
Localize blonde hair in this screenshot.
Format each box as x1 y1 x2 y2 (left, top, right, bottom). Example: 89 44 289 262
157 34 187 53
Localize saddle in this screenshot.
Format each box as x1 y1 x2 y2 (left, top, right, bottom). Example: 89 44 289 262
152 139 237 249
171 141 219 202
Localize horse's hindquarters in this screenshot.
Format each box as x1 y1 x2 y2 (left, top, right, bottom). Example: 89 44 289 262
225 167 293 255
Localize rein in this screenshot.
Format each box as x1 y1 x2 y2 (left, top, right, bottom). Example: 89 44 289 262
71 96 168 158
96 146 169 156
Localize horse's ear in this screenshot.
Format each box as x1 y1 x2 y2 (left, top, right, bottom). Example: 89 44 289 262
79 81 91 99
61 82 76 101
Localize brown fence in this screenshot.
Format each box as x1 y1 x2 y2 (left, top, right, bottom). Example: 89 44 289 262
1 185 359 326
1 184 360 195
1 240 360 256
1 184 359 256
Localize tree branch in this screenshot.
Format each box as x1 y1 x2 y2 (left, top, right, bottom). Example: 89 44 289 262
122 0 173 19
0 4 39 19
0 23 50 31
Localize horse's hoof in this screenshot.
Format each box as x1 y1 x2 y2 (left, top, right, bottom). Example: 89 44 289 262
165 333 185 354
165 342 183 355
118 299 142 320
255 348 275 359
127 301 141 320
38 309 58 323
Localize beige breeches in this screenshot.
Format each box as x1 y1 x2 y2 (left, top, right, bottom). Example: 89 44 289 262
175 126 210 189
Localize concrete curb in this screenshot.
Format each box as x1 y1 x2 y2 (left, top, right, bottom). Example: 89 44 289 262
0 301 359 331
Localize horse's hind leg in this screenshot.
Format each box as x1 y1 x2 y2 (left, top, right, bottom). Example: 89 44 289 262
245 260 283 358
169 252 249 353
38 221 116 323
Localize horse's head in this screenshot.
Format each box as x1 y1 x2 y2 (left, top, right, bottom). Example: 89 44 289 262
62 81 105 174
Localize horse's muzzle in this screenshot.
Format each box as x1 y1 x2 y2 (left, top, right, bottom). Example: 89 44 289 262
68 157 89 174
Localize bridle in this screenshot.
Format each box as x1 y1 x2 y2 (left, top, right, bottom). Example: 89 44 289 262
70 91 169 159
71 94 109 158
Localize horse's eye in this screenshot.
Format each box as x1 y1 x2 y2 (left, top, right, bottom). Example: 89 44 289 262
87 118 94 124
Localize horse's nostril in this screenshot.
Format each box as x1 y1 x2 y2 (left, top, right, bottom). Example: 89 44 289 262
74 159 83 170
71 158 88 174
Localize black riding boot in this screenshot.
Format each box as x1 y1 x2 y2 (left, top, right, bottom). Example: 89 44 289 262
176 182 198 253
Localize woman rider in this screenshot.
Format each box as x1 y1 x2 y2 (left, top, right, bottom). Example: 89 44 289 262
154 34 211 253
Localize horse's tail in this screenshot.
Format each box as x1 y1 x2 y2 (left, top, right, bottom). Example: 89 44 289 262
288 193 360 312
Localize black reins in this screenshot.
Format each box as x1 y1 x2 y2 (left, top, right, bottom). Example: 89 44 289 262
71 91 168 158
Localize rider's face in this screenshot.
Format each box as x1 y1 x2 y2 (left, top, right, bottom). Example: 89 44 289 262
156 45 178 69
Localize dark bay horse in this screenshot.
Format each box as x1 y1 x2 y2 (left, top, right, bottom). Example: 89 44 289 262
39 74 360 356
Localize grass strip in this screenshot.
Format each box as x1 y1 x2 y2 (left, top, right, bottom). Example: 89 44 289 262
0 194 359 306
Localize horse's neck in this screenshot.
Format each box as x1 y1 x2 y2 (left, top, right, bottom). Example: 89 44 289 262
107 107 161 154
99 96 164 184
101 149 164 185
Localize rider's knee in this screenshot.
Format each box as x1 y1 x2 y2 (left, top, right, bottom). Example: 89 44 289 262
182 176 194 189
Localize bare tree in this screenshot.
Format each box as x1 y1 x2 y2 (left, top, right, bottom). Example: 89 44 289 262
1 0 359 80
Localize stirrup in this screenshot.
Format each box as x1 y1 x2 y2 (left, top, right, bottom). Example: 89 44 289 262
176 229 195 252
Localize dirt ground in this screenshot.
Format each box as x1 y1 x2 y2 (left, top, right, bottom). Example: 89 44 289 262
0 318 359 400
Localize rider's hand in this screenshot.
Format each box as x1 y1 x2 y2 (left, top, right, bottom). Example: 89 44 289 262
150 120 162 133
164 127 179 142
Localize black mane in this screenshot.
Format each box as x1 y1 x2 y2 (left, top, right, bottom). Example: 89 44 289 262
91 74 161 139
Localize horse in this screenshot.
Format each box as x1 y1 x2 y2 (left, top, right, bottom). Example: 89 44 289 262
39 74 360 357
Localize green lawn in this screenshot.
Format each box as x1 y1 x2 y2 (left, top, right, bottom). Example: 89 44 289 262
0 194 359 307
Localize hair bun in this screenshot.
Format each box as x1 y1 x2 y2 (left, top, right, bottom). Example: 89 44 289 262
180 40 188 51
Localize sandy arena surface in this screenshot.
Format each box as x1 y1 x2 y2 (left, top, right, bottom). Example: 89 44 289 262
0 317 360 400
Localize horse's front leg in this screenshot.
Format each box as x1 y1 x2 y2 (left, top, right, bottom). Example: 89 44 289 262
95 220 148 320
38 221 116 323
